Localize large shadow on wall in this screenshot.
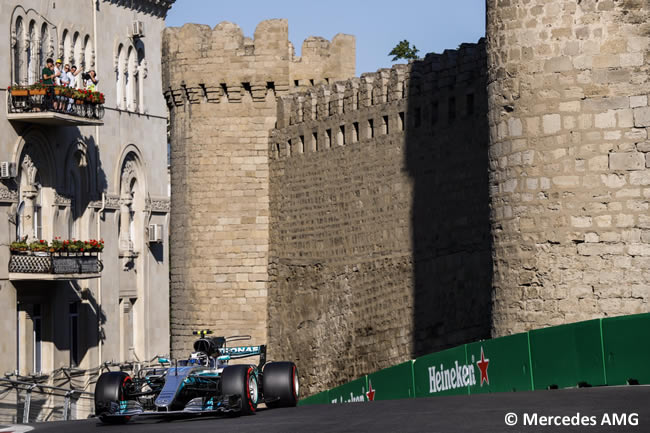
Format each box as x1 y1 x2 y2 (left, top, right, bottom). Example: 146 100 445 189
405 42 493 358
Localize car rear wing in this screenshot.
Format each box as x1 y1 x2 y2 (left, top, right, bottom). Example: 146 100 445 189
218 345 267 367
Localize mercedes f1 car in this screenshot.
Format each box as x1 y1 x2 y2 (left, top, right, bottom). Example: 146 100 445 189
94 330 299 424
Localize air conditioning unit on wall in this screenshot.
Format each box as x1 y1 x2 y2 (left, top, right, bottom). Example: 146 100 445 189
148 224 163 243
0 162 16 179
131 20 145 38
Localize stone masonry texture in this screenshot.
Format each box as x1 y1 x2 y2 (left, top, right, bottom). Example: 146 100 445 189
269 42 491 395
487 0 650 336
162 20 355 357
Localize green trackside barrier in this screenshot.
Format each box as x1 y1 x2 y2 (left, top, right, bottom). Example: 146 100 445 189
366 360 415 401
602 312 650 386
413 345 469 398
329 375 369 404
298 390 331 406
466 332 533 394
529 319 606 390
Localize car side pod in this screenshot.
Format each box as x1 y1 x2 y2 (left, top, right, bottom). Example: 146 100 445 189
262 362 299 408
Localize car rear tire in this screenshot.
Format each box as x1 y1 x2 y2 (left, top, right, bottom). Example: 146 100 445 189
221 365 258 415
94 371 132 424
263 362 299 408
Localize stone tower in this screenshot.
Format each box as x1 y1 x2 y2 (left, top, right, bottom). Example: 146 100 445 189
162 19 355 356
487 1 650 335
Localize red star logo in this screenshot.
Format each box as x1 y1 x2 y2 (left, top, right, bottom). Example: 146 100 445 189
476 347 489 386
366 380 375 401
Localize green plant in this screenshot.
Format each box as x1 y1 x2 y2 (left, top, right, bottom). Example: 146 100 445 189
10 236 28 251
29 239 49 252
389 40 420 61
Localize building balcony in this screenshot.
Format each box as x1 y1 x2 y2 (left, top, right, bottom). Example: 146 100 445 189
6 87 104 126
9 251 102 281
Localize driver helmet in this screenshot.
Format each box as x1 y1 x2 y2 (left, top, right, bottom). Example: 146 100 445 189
189 351 208 366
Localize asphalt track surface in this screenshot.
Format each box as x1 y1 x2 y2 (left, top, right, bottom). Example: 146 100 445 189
20 385 650 433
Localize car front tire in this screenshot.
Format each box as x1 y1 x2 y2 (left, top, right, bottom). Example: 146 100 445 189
221 365 259 415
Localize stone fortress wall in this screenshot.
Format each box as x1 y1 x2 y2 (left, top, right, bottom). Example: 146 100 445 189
268 41 491 394
162 20 354 357
165 0 650 397
487 0 650 336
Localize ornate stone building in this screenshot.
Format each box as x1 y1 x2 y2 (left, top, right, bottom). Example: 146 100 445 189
0 0 172 421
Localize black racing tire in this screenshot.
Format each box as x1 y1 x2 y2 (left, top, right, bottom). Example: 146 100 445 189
94 371 132 424
262 362 299 408
221 365 259 415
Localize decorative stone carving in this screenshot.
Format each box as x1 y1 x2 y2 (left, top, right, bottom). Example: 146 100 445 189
54 193 73 206
0 185 19 203
21 154 37 185
145 197 170 212
121 157 138 194
88 194 120 210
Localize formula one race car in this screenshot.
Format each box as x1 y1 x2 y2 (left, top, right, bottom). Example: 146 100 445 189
94 330 299 424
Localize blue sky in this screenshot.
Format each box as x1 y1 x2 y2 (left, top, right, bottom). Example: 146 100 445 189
165 0 485 76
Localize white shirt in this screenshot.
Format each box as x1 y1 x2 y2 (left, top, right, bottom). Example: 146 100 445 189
53 66 62 85
59 70 71 87
72 73 83 89
66 71 77 87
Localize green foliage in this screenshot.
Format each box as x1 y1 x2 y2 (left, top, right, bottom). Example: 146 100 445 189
389 40 420 61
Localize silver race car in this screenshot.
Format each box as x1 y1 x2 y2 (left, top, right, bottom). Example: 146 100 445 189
94 330 299 424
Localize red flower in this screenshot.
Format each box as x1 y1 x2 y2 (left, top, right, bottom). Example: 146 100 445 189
80 248 84 252
40 239 44 243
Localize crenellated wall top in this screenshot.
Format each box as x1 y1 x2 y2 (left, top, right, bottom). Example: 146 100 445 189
275 39 486 129
162 19 355 100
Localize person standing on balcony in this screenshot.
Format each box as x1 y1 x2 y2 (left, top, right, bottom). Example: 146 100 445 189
69 65 83 89
53 59 63 85
42 58 60 110
84 70 99 91
60 64 71 87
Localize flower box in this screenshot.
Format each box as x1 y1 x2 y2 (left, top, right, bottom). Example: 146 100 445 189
10 89 28 97
9 252 102 274
30 89 47 96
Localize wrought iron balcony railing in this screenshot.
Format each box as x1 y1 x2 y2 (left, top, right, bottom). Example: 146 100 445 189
6 86 104 126
9 251 103 280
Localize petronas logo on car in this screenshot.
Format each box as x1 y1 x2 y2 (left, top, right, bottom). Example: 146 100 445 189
221 346 261 354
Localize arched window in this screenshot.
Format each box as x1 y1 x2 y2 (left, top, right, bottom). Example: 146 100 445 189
72 32 81 66
39 23 48 72
126 47 137 111
33 175 42 240
27 21 37 84
16 201 24 240
13 16 25 85
136 48 145 112
62 29 71 65
83 35 93 69
116 44 126 109
118 153 145 255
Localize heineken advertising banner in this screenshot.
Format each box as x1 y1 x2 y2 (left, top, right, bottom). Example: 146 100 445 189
329 375 369 403
529 319 606 390
366 361 415 401
602 313 650 386
466 333 533 394
413 345 470 397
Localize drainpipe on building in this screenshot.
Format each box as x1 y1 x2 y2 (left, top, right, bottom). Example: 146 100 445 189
98 193 105 369
93 0 103 370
